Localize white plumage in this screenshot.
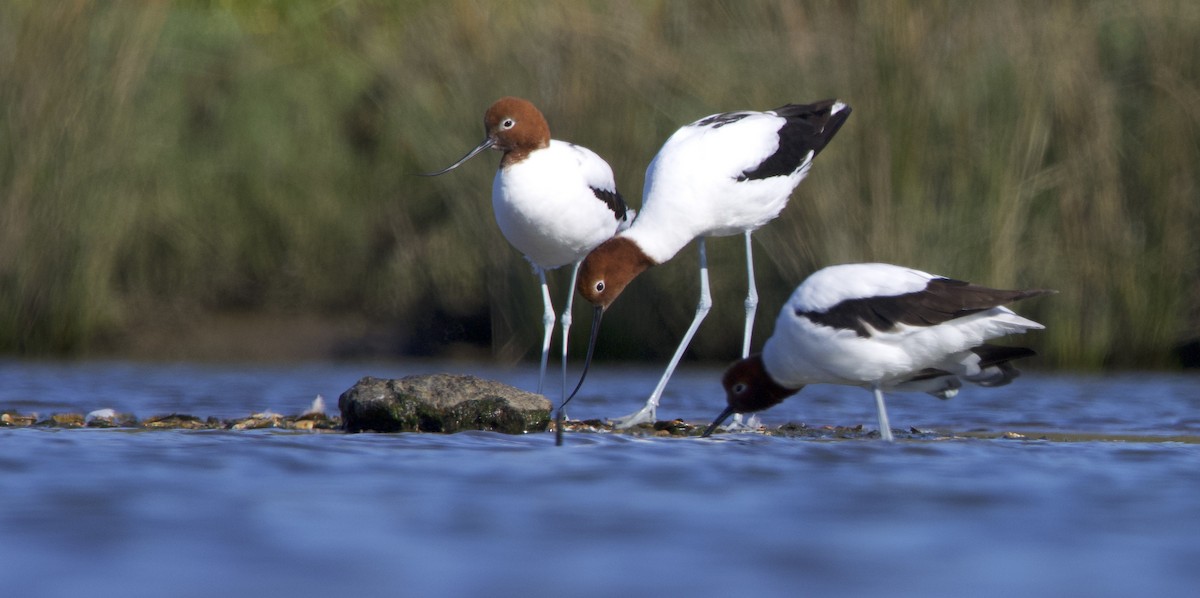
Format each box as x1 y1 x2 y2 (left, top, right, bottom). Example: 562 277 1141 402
627 106 840 263
705 263 1054 441
424 97 631 401
493 140 627 269
569 100 851 428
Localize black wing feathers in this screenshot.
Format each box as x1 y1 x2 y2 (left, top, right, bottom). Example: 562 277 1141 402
591 187 630 222
799 278 1054 338
739 99 851 181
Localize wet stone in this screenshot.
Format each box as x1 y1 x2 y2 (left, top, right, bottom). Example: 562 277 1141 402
289 413 340 431
653 419 694 436
143 414 211 430
338 374 551 434
48 413 86 428
1 411 37 427
229 414 283 430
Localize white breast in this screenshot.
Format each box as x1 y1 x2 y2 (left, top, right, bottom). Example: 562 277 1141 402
492 140 624 270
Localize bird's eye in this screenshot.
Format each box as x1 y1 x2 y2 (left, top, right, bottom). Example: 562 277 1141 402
732 382 748 394
502 119 515 129
594 281 605 293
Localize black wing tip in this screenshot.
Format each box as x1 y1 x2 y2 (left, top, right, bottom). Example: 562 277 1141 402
736 98 851 181
970 344 1038 365
927 279 1057 307
988 286 1058 307
1016 288 1058 301
771 98 850 115
591 186 630 221
774 99 852 157
776 98 851 126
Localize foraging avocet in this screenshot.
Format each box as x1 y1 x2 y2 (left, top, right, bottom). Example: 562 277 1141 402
423 97 632 400
702 262 1055 441
567 100 850 427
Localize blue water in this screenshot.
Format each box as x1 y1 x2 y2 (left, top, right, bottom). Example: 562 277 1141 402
2 360 1199 597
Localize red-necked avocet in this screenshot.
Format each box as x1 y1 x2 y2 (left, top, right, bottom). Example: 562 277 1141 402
702 262 1055 441
423 97 632 401
565 100 850 428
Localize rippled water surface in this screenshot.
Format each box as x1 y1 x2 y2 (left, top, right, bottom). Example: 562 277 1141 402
2 360 1199 597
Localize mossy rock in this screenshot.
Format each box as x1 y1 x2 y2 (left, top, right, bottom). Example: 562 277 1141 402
338 374 551 434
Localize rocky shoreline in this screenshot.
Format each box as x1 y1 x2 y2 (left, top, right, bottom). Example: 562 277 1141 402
0 374 915 437
4 408 1198 443
0 407 873 438
0 408 343 431
6 373 1197 443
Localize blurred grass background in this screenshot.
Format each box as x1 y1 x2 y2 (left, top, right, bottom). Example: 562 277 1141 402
1 0 1197 368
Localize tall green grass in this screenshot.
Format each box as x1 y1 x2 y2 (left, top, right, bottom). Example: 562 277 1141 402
1 0 1196 367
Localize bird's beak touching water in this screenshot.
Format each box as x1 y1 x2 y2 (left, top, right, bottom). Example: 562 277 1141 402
554 240 651 446
701 405 736 438
420 137 496 176
555 304 604 446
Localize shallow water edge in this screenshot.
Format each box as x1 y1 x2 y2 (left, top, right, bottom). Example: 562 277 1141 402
6 407 1199 445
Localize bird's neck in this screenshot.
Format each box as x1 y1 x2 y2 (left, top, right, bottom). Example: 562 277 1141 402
619 215 697 265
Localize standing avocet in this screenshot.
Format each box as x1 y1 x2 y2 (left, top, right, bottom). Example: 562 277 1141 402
423 97 632 400
567 100 850 427
702 262 1055 441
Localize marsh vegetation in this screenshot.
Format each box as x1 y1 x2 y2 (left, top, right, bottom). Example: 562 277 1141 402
1 1 1196 367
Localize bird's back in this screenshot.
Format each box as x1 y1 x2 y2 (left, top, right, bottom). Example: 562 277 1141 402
634 102 850 251
765 263 1049 388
